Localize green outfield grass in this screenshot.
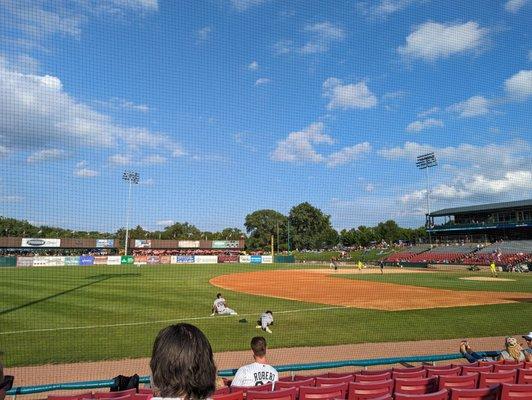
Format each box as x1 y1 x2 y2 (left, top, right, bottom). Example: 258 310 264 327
0 264 531 367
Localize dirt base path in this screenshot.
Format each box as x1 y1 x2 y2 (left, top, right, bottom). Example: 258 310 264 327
6 336 513 391
210 270 531 311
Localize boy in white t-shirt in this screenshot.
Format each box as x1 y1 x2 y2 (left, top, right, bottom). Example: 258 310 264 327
231 336 278 388
211 293 238 316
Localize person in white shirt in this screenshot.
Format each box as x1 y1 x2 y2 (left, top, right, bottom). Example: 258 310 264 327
231 336 278 388
211 293 237 316
256 311 273 334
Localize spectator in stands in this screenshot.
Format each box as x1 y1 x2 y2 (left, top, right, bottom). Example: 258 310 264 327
150 324 216 400
0 359 13 400
523 332 532 356
231 336 278 388
460 337 531 363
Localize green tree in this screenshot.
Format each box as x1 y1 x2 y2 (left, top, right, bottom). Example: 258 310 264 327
288 202 338 250
161 222 202 240
245 210 287 250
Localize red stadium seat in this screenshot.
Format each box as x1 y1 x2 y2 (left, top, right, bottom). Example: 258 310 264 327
49 393 94 400
299 383 348 400
395 389 449 400
394 377 438 395
347 380 394 400
426 367 461 378
276 379 315 390
354 373 392 383
231 383 273 393
295 376 319 382
248 388 297 400
500 383 532 400
524 362 532 370
279 377 296 382
478 371 517 388
213 391 245 400
94 390 137 399
494 364 523 373
328 373 355 380
394 367 426 373
393 370 427 379
131 394 151 400
438 373 479 390
461 366 493 375
316 376 355 386
137 389 153 395
450 387 500 400
214 387 231 396
365 396 392 400
360 370 393 376
425 365 455 371
517 369 532 384
95 395 131 400
478 361 503 367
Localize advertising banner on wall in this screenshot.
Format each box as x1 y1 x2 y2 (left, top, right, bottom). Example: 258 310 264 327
121 255 134 264
96 239 115 248
16 257 34 267
147 256 160 264
134 255 147 265
218 254 239 263
160 255 171 264
261 255 273 264
80 256 94 266
178 240 200 248
107 256 122 265
94 256 108 265
239 255 251 264
21 238 61 248
171 255 195 263
212 240 240 249
250 255 262 264
194 255 218 264
134 240 151 248
33 257 65 267
64 256 80 266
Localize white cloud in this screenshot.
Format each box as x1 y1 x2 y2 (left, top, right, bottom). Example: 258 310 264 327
365 183 375 192
417 107 440 118
197 26 212 42
156 219 174 227
326 142 372 167
27 148 65 163
74 161 99 178
230 0 267 11
360 0 424 18
109 154 133 165
248 61 259 70
382 91 406 100
504 0 529 12
271 123 333 163
271 123 371 167
255 78 271 86
141 154 167 165
0 146 11 158
323 78 377 110
274 39 293 55
0 195 23 203
447 95 491 117
109 0 159 11
406 118 444 132
504 70 532 99
95 98 150 113
0 63 184 158
398 21 488 61
276 22 345 55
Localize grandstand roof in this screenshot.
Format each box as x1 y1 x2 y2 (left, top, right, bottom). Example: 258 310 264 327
429 199 532 217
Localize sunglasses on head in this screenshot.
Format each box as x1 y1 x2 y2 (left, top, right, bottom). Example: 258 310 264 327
0 375 14 392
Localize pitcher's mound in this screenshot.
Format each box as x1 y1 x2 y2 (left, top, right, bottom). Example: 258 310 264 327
460 277 515 282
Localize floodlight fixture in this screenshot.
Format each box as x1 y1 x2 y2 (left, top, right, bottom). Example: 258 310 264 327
122 170 140 256
416 153 437 246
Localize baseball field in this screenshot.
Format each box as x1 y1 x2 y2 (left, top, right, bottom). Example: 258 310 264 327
1 263 531 372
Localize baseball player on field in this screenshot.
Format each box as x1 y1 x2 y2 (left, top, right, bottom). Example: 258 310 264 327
256 311 274 334
211 293 238 316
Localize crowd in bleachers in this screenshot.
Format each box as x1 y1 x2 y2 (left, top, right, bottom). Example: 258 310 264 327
0 248 114 257
131 249 244 257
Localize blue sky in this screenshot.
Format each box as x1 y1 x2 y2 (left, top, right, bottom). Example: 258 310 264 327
0 0 531 232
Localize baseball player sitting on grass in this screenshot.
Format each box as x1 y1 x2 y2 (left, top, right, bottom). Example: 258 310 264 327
256 311 274 334
211 293 238 316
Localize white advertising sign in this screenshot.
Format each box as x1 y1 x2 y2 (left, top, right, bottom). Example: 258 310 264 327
194 255 218 264
178 240 200 248
134 240 151 248
33 256 65 266
107 256 122 265
261 255 273 264
22 238 61 248
239 255 251 264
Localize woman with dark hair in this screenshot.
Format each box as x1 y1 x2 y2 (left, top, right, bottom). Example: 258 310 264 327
150 324 217 400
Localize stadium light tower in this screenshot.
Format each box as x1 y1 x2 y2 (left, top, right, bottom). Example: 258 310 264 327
122 171 140 256
416 153 437 246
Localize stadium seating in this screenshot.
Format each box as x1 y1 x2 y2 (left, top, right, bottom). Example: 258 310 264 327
450 386 500 400
494 364 523 372
438 373 479 390
347 380 394 400
354 373 392 382
94 390 138 399
394 367 426 373
48 393 94 400
231 383 273 394
394 389 449 400
277 379 316 388
394 377 438 395
426 367 461 378
360 370 393 376
316 376 354 386
477 370 517 388
298 383 348 400
461 365 493 374
213 391 245 400
247 388 297 400
500 383 532 400
214 387 231 396
392 370 427 379
518 369 532 384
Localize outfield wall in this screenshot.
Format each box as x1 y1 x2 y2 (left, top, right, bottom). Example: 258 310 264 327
2 254 287 267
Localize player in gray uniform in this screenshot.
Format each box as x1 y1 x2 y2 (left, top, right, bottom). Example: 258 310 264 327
255 311 274 334
211 293 237 316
